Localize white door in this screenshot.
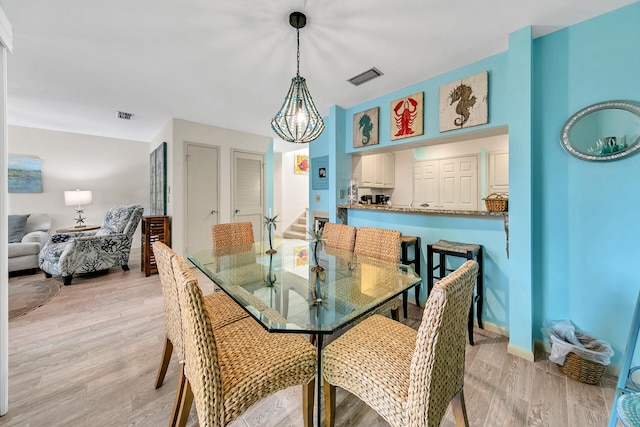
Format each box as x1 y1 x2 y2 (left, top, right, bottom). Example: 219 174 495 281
414 160 439 208
440 155 478 211
186 143 219 255
232 150 264 243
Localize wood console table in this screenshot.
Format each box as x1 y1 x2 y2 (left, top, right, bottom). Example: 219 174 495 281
55 225 100 233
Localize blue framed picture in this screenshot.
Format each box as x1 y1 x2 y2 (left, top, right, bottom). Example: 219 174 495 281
8 156 42 193
311 156 329 190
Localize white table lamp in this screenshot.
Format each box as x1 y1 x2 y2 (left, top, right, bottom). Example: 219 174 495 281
64 189 93 227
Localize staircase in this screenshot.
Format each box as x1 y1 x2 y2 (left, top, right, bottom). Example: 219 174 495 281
283 211 307 240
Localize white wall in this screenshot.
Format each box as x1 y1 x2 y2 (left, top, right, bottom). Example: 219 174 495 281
151 119 173 207
273 151 282 235
7 125 149 248
167 119 271 257
279 148 309 234
413 134 508 160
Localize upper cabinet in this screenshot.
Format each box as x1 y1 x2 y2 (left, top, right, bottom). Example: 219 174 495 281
488 151 509 194
360 153 395 188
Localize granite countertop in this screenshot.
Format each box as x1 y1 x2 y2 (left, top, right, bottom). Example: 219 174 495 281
337 203 508 217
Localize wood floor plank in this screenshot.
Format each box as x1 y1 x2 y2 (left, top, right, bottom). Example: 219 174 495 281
498 352 534 401
567 401 608 426
1 252 615 427
528 367 569 426
484 390 529 427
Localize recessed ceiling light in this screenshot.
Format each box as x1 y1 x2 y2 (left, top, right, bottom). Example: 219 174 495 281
347 67 383 86
117 111 133 120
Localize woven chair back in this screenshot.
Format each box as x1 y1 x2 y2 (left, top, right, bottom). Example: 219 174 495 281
212 222 254 251
407 259 478 426
152 241 185 361
172 256 225 426
354 226 401 262
322 222 357 252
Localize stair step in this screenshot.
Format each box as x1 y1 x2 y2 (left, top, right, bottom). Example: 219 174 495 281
283 230 306 240
291 223 306 233
297 217 307 225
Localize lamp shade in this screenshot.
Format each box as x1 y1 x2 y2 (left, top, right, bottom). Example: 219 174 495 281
64 190 92 206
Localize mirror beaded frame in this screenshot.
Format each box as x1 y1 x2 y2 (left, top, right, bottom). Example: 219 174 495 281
560 100 640 162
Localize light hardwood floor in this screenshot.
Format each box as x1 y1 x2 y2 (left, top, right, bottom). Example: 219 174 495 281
2 255 617 426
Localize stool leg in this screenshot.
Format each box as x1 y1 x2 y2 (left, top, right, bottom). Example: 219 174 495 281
402 290 409 318
477 247 484 329
465 250 475 346
414 238 421 307
468 302 475 346
427 245 434 296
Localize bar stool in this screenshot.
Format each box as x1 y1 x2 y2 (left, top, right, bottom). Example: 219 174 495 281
400 236 421 318
427 240 483 345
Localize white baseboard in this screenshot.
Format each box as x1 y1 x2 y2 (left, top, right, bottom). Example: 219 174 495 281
475 319 535 361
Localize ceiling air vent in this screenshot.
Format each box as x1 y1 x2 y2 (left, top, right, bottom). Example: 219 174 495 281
117 111 133 120
347 67 383 86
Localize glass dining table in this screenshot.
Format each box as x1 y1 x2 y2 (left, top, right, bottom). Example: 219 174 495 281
189 238 421 425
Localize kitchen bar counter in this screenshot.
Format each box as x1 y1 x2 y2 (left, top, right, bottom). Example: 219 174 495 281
337 203 507 218
336 203 510 258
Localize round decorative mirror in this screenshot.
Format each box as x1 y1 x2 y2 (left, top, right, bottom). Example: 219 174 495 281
560 100 640 161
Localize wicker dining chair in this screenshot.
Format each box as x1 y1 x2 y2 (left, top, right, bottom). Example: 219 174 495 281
322 260 479 427
211 221 254 250
353 226 402 320
152 242 249 426
322 222 357 252
172 255 317 427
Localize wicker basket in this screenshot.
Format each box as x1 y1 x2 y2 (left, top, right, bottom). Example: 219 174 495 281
483 193 508 212
558 351 606 385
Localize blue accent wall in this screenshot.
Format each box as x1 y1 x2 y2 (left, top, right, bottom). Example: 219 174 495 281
508 27 534 354
303 2 640 366
533 3 640 366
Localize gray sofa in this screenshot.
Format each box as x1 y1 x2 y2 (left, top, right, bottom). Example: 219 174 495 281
8 214 51 274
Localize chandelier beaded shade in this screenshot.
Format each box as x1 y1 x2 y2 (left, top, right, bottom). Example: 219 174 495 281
271 12 325 144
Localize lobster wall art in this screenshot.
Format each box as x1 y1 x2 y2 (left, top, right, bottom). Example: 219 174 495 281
390 91 424 141
439 71 489 132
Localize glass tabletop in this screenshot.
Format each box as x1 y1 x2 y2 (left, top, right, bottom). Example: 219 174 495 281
188 239 421 335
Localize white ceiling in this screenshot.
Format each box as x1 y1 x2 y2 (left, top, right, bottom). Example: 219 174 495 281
0 0 636 151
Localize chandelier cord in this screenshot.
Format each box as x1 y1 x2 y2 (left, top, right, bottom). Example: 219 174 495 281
296 27 300 78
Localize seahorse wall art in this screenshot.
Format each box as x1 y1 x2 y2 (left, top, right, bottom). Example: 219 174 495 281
390 91 424 141
439 71 488 132
353 106 380 148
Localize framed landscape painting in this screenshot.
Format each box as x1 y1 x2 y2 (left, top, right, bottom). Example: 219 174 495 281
8 156 42 193
439 71 488 132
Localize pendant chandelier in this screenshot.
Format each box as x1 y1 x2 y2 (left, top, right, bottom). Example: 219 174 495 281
271 12 325 144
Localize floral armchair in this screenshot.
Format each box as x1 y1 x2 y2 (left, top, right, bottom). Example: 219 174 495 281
39 204 144 285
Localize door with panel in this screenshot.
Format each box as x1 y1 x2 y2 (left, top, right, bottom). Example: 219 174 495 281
232 150 264 243
186 143 219 255
439 155 478 211
414 160 439 208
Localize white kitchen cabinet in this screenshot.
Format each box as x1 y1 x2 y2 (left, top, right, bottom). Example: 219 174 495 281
360 153 395 188
488 151 509 194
